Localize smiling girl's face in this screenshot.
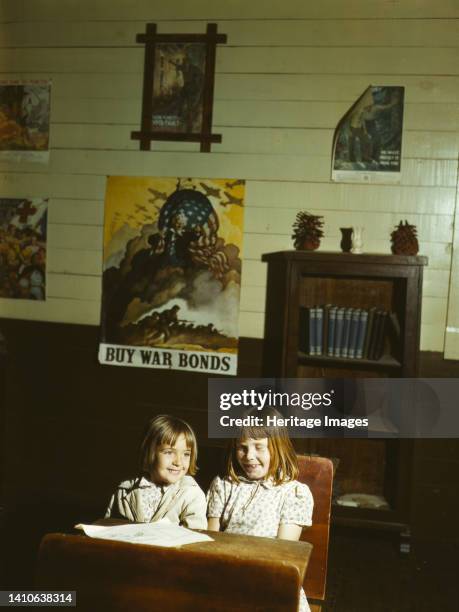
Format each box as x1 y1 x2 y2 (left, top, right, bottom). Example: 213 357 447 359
151 433 191 485
236 437 271 480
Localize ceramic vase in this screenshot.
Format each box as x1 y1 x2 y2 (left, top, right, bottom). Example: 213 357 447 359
340 228 353 253
351 226 364 254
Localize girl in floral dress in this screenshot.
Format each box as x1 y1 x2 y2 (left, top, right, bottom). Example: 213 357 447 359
207 413 313 612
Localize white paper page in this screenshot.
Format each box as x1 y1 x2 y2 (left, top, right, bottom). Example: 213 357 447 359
75 519 213 547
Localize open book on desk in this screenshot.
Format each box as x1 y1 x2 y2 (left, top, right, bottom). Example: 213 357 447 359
75 518 213 547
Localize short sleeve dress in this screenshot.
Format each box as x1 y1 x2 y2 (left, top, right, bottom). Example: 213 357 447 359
207 475 313 612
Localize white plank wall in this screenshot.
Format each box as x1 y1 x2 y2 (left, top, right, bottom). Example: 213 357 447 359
0 0 458 351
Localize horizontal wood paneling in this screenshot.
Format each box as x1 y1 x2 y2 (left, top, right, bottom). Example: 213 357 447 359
1 182 456 217
47 248 103 276
0 172 106 198
50 125 459 161
47 223 102 250
0 296 101 324
218 46 459 75
0 0 457 354
3 20 458 48
1 46 458 76
0 153 456 187
250 215 453 247
47 273 101 301
245 209 453 242
215 74 459 104
2 0 457 22
246 182 457 214
48 199 104 225
213 102 458 132
4 73 456 104
41 98 458 132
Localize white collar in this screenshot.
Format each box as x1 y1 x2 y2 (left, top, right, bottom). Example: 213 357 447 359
138 476 173 492
237 475 276 489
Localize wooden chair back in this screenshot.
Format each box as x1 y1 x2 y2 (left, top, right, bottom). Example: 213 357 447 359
36 532 305 611
297 454 334 604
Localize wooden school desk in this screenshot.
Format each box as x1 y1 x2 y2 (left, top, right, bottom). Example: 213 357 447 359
36 530 313 611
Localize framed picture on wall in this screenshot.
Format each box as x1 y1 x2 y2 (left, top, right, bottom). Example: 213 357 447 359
131 24 227 152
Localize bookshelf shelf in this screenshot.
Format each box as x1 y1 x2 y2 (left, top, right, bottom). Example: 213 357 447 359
261 250 427 543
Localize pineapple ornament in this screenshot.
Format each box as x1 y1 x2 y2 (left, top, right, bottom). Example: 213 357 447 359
391 220 419 255
292 211 324 251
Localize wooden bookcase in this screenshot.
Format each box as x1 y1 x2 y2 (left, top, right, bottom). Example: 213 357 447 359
261 251 427 543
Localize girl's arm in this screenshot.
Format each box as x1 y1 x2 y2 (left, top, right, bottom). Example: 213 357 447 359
104 494 115 519
207 517 221 531
206 476 225 531
277 482 314 540
180 487 208 529
277 523 303 541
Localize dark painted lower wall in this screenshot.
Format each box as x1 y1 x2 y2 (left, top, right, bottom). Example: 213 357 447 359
0 319 458 586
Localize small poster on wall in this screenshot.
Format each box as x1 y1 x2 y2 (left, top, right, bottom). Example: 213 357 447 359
0 80 51 163
99 176 245 375
151 42 207 134
0 197 48 300
131 23 226 152
332 85 404 184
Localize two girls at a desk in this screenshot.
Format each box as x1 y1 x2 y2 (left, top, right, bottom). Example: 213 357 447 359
106 414 313 612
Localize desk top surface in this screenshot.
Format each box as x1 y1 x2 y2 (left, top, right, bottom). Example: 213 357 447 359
191 529 312 580
71 525 312 582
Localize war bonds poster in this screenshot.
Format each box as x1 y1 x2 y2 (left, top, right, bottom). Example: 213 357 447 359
98 177 245 375
332 86 404 183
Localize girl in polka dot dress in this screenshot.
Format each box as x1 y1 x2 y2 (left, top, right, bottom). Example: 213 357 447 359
105 415 207 529
207 412 313 612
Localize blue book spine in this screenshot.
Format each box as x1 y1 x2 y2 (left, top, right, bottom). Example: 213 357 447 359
315 306 324 355
333 307 345 357
355 310 369 359
327 307 337 356
340 308 353 358
348 308 361 358
308 307 317 355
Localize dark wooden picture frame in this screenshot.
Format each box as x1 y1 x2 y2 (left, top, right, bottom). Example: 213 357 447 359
131 23 227 153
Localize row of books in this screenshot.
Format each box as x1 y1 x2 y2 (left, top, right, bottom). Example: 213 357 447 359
299 305 399 361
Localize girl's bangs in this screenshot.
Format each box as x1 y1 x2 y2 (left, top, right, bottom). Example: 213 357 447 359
238 422 281 441
161 425 194 449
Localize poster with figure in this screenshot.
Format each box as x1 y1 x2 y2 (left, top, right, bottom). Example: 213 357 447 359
0 198 48 300
0 80 51 163
152 43 206 133
99 177 245 375
332 86 404 183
